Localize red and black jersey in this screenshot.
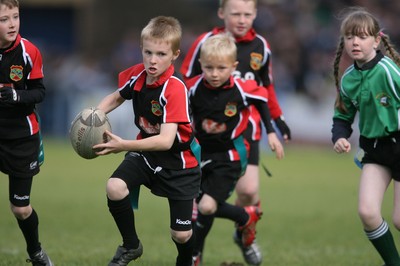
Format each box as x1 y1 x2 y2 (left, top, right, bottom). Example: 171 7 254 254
0 34 45 139
187 74 273 162
118 63 198 170
180 27 283 141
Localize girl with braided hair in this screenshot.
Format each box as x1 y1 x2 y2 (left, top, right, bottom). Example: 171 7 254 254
332 7 400 266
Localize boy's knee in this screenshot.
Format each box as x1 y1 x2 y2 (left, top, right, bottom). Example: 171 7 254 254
10 204 32 220
198 203 216 215
198 196 217 215
171 229 192 244
106 178 128 200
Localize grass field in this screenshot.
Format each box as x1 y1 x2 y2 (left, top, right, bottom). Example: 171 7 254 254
0 138 398 266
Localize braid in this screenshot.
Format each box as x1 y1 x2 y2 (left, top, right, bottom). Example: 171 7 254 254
333 37 344 91
333 37 347 113
380 33 400 67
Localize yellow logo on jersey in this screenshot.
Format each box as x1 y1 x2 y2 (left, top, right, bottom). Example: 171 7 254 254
151 100 162 116
225 102 237 117
10 65 23 81
250 52 263 71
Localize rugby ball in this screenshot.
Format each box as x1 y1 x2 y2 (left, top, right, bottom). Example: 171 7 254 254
69 107 111 159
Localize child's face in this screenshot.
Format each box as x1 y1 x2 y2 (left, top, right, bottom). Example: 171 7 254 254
218 0 256 38
0 4 19 48
141 38 179 84
199 55 238 88
344 31 380 67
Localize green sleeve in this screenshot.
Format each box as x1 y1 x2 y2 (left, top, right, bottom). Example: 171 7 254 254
333 93 357 124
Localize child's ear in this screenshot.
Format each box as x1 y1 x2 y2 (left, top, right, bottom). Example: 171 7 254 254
172 49 180 62
374 36 381 50
217 8 224 19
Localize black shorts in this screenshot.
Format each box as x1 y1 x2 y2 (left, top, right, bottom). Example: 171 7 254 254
112 152 201 201
360 134 400 181
199 158 241 203
0 134 40 178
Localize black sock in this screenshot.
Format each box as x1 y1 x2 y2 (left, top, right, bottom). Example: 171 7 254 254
108 195 139 249
193 212 214 255
174 233 195 266
365 220 400 266
215 202 248 226
17 208 41 256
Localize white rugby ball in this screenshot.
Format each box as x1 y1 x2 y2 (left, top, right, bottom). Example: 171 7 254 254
69 107 111 159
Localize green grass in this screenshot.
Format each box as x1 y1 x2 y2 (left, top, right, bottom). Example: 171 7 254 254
0 138 398 265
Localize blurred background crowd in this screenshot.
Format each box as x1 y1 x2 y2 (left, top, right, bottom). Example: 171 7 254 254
20 0 400 144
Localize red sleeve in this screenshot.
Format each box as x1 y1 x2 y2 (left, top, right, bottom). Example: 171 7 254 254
265 83 282 119
185 75 202 90
23 39 44 80
180 32 211 82
237 78 268 101
163 77 191 123
257 36 283 119
118 64 145 88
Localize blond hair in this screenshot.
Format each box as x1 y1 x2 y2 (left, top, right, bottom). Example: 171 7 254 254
141 16 181 53
219 0 257 9
333 7 400 113
200 33 237 62
0 0 19 8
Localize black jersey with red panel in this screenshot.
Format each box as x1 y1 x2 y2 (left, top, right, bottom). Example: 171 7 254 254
0 35 45 139
180 27 283 141
118 63 198 170
187 74 274 162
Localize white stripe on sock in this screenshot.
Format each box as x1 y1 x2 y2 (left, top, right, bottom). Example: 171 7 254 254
365 220 389 240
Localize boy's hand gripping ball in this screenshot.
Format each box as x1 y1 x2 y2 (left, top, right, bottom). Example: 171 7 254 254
69 107 111 159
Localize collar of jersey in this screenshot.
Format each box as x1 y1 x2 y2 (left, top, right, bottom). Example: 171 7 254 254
202 75 234 89
354 50 384 71
1 34 21 53
212 27 256 43
134 64 175 89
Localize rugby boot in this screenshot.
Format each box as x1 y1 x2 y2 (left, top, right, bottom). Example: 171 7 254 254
26 249 54 266
237 206 263 247
234 232 262 266
108 241 143 266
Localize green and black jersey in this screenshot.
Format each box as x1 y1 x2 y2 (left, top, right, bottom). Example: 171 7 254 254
333 51 400 141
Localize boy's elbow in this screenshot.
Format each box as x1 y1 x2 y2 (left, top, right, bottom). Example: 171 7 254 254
165 141 174 150
158 140 174 151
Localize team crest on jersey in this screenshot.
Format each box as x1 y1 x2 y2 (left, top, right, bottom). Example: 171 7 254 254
225 102 237 117
10 65 23 81
376 92 391 107
250 52 263 71
151 100 162 116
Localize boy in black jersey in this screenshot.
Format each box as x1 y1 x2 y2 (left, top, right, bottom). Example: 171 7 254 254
187 33 284 266
0 0 52 265
181 1 291 264
93 16 201 266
